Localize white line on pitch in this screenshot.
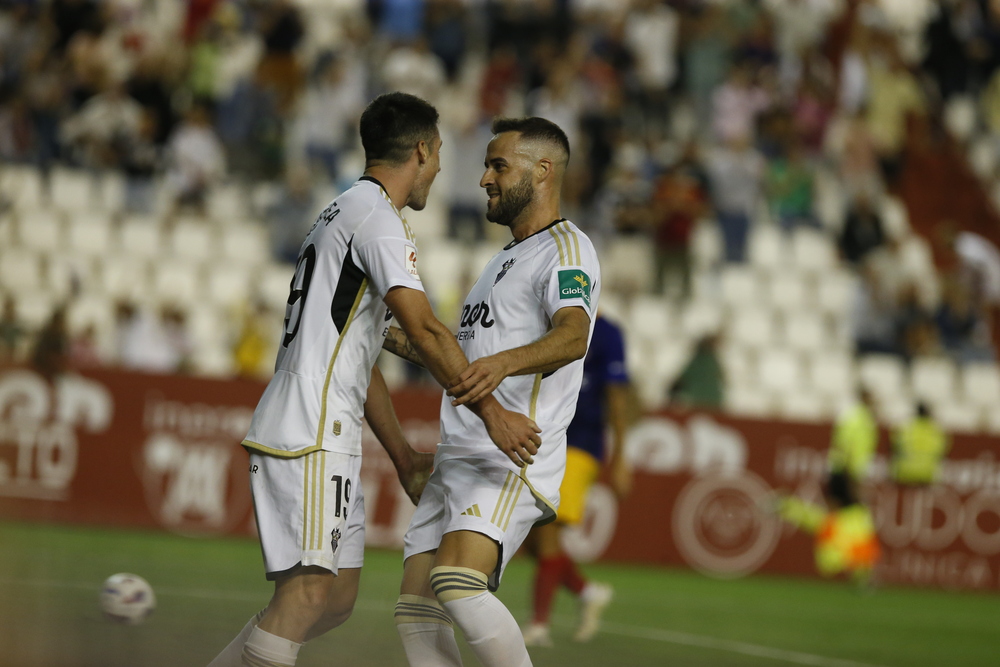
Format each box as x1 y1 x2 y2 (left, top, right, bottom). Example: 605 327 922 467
0 578 889 667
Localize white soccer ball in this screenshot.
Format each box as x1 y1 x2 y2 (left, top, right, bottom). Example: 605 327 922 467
99 573 156 625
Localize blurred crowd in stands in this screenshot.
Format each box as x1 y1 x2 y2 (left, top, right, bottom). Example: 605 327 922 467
3 0 1000 416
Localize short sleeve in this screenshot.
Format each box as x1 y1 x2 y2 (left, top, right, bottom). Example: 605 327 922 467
539 259 597 321
352 214 424 299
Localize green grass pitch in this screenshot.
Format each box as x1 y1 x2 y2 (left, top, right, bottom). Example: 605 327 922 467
1 520 998 666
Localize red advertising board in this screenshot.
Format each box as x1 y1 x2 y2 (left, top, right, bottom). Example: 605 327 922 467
1 368 998 592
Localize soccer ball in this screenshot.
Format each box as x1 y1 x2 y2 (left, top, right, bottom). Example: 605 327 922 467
99 573 156 625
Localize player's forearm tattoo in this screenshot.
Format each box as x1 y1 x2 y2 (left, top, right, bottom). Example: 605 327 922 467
383 326 425 367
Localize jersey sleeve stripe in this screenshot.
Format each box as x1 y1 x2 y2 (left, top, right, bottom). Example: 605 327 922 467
548 228 567 266
565 223 582 266
557 222 580 265
316 278 369 450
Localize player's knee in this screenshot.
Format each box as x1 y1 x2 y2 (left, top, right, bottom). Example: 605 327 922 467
295 576 336 615
429 566 488 606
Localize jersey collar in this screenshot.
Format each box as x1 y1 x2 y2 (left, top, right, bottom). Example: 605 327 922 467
360 175 404 218
503 218 567 251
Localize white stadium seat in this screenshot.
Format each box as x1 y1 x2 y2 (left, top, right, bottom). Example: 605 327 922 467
152 261 201 305
256 263 294 310
50 167 95 211
935 401 981 434
878 396 914 427
603 237 655 294
13 290 56 330
67 213 114 256
779 391 828 422
690 220 723 268
758 348 805 397
909 356 958 405
0 249 44 292
727 308 778 349
719 343 756 385
943 95 978 143
66 293 115 336
858 354 907 400
221 224 271 265
961 363 1000 408
186 304 229 348
418 239 465 299
120 217 164 258
720 265 764 309
968 135 998 181
879 195 911 241
766 274 813 313
46 252 95 297
816 269 857 317
725 384 772 418
17 211 63 253
782 310 829 353
791 228 837 273
629 295 673 342
206 265 253 307
170 220 215 262
747 224 788 270
190 344 235 377
807 351 856 407
681 299 723 339
98 256 150 301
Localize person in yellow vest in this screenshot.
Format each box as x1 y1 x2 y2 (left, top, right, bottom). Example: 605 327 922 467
891 403 949 486
777 388 881 585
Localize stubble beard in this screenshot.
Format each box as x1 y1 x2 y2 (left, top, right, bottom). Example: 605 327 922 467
486 172 534 227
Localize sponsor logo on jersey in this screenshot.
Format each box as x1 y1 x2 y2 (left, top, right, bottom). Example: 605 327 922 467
558 270 591 307
331 527 342 552
405 245 419 278
494 257 516 285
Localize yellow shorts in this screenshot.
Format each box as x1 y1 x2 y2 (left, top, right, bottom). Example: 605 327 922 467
556 447 600 525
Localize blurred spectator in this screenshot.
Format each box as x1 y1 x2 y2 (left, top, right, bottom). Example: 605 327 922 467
166 103 226 213
256 0 304 114
265 162 316 264
669 335 724 409
233 302 275 379
935 278 994 362
684 4 734 123
127 52 178 146
0 297 25 364
623 0 679 138
121 110 161 214
447 121 493 242
712 62 771 143
31 307 69 380
61 80 144 169
650 143 709 297
865 42 926 186
852 259 900 356
292 51 365 183
426 0 467 81
527 58 584 155
949 227 1000 313
116 302 191 374
22 52 66 183
69 323 103 369
838 192 885 265
837 110 883 202
704 134 765 262
765 140 816 231
896 285 941 360
48 0 104 56
891 403 949 487
381 40 447 106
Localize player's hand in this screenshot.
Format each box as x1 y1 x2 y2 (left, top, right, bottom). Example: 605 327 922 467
448 354 509 406
396 449 435 505
482 406 541 467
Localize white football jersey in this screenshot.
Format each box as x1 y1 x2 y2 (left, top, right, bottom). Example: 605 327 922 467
243 177 423 457
437 219 601 511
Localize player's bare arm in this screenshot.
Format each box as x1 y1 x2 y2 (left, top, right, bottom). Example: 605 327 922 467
364 364 433 505
382 325 424 367
605 382 632 497
383 285 542 467
448 306 590 407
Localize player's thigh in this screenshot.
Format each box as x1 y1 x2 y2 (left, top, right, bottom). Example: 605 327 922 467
555 447 601 526
401 551 437 598
250 450 366 580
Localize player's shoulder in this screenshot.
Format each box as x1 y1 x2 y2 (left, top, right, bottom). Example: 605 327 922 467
535 219 598 268
341 179 413 242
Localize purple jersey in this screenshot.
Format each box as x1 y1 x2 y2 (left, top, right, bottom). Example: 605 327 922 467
565 315 628 460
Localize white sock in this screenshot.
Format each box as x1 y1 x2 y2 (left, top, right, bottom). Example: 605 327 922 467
442 592 532 667
241 626 302 667
395 594 463 667
207 609 265 667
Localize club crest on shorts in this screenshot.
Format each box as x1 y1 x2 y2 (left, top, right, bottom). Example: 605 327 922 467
331 528 342 552
333 420 342 436
494 257 516 285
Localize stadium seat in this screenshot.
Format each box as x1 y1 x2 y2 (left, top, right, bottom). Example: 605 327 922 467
50 167 95 212
66 292 116 337
782 310 829 353
189 344 235 377
120 216 164 258
960 363 1000 408
169 220 216 262
1 164 43 210
909 356 958 405
690 219 723 268
680 299 723 339
256 263 294 311
747 224 788 270
46 252 95 297
943 95 978 144
67 213 113 256
98 256 150 301
152 261 201 306
186 304 229 349
99 171 126 212
806 351 856 407
778 391 828 423
813 167 847 232
935 401 981 434
725 383 772 418
597 291 628 323
816 269 857 317
758 348 805 397
603 237 655 295
765 274 813 314
0 249 44 292
206 265 253 307
17 210 63 252
221 224 271 265
720 265 764 309
983 407 1000 435
877 395 914 427
419 239 465 299
13 290 56 330
719 342 756 386
207 183 247 222
790 228 837 273
629 295 673 343
858 354 907 400
727 308 778 349
967 135 998 181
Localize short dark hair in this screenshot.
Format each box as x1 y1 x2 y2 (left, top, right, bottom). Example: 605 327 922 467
360 92 439 165
491 116 570 163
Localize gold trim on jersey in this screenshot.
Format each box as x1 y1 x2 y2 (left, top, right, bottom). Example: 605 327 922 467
242 279 369 460
490 472 515 525
555 221 580 265
491 471 525 531
519 466 558 517
302 450 326 550
548 227 568 266
529 373 542 421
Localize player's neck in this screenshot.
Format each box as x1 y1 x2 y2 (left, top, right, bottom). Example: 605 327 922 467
509 201 562 242
363 166 414 211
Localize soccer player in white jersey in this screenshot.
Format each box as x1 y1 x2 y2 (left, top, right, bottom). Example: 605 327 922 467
383 117 601 667
207 93 541 667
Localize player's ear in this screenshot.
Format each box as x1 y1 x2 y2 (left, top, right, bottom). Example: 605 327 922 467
416 140 430 165
535 157 553 183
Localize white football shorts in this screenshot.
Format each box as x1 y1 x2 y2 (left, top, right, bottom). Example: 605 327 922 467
249 450 365 580
403 455 547 590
